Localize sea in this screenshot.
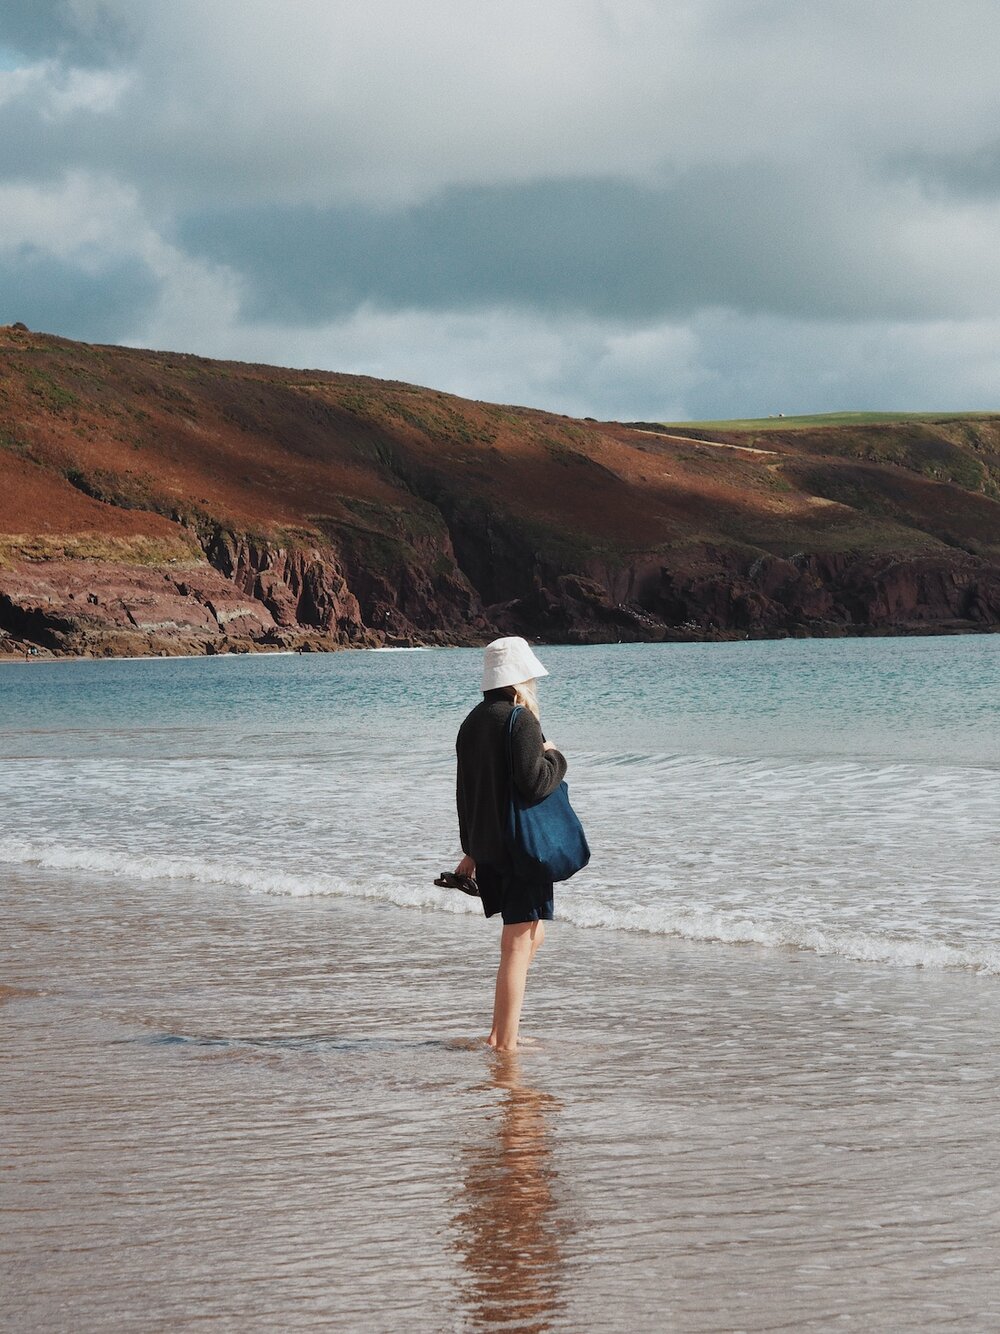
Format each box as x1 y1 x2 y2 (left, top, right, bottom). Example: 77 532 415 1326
2 636 999 1331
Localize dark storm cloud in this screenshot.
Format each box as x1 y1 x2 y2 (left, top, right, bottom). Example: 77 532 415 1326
178 169 955 327
0 0 133 66
0 246 159 342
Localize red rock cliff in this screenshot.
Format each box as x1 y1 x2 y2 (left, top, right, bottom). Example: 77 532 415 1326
1 326 998 655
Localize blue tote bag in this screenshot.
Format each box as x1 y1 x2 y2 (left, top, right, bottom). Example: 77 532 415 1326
505 706 590 883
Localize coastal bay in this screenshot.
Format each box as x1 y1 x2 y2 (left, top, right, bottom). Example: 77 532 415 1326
2 638 998 1328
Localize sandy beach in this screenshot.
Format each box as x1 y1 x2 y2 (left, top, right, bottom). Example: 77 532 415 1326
4 860 1000 1331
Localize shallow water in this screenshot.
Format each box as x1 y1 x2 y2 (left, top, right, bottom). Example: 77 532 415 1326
2 637 1000 1329
5 868 1000 1331
1 638 998 972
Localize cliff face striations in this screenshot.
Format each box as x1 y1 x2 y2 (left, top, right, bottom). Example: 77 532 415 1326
1 326 998 656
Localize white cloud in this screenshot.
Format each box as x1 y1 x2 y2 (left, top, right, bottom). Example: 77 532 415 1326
0 61 43 106
0 56 129 117
0 172 147 263
44 62 130 116
0 170 240 344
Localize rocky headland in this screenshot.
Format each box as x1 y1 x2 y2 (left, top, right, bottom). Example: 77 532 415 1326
1 325 998 657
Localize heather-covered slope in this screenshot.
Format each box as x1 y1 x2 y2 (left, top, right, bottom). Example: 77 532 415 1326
1 325 998 656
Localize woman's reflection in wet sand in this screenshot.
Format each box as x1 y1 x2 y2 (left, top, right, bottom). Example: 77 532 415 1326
454 1052 567 1332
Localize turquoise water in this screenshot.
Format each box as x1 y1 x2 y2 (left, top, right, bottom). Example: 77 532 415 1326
1 636 998 971
2 635 997 764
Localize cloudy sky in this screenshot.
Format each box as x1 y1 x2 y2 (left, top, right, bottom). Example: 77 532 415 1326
2 1 1000 419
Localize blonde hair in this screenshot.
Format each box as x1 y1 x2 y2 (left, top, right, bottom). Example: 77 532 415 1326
513 678 540 720
485 678 541 720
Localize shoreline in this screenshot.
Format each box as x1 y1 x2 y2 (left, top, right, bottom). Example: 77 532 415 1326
1 619 996 665
0 648 302 665
4 850 1000 977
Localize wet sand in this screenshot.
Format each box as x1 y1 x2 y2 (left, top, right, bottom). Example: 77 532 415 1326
3 864 1000 1332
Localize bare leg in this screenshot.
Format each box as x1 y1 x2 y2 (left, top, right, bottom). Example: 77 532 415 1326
488 921 544 1052
528 920 545 966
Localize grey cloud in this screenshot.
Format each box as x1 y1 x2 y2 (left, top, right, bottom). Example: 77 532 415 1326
181 306 999 422
0 0 134 66
2 1 999 419
679 314 971 420
892 143 1000 199
0 2 82 58
0 246 159 341
178 170 958 328
373 310 1000 422
0 99 78 184
5 3 999 214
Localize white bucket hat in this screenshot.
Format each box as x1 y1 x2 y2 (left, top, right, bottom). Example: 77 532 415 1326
481 636 549 691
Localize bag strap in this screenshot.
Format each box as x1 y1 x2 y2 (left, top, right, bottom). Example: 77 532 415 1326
505 704 523 788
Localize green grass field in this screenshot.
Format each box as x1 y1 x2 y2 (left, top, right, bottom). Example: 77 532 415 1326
657 411 1000 433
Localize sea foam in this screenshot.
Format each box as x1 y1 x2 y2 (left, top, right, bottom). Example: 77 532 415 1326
3 837 999 976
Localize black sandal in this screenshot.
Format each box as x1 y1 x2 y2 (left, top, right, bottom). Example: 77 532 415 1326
434 871 480 897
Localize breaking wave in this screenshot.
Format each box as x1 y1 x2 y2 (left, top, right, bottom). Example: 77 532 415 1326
3 837 999 977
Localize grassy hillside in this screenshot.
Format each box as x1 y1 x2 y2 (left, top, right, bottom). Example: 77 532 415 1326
1 326 999 653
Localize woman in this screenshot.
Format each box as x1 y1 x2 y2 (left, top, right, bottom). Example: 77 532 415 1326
454 636 567 1052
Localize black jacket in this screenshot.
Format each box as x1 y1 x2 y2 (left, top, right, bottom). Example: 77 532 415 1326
456 698 567 868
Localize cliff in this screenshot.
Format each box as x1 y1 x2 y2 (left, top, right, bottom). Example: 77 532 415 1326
1 325 998 656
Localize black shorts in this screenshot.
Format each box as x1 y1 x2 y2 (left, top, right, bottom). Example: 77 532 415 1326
476 863 554 926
